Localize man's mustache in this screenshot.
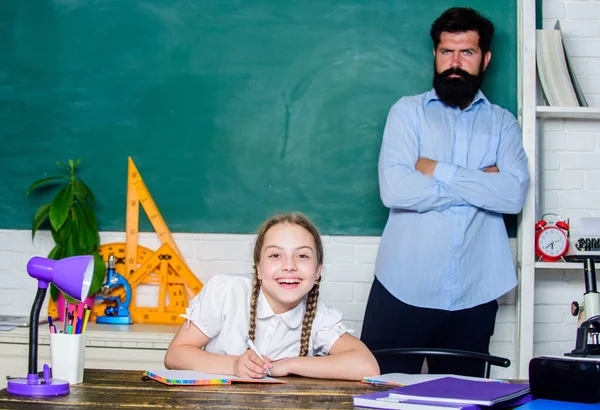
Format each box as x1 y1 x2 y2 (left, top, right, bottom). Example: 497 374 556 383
440 67 470 79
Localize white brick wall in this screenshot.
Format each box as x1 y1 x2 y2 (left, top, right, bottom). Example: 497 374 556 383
0 0 597 380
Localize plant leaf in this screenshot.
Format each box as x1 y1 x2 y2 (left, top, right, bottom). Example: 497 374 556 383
55 218 72 245
48 244 62 260
64 229 78 257
62 293 80 304
50 226 62 247
26 176 67 195
70 212 87 254
72 180 88 202
78 180 96 205
56 161 69 172
73 206 99 253
78 199 98 232
83 224 100 253
88 251 106 296
49 184 73 231
31 202 51 239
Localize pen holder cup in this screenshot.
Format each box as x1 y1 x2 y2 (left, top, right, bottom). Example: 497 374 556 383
50 332 86 384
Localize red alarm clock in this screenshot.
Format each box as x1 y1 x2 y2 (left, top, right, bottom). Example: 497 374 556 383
535 213 570 262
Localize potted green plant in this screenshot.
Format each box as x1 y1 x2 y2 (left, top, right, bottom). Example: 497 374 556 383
27 159 105 314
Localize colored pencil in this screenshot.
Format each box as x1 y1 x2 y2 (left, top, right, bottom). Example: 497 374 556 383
82 305 91 333
72 307 79 332
63 301 69 333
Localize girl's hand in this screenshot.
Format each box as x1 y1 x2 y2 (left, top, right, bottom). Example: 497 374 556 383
269 357 293 377
234 349 272 378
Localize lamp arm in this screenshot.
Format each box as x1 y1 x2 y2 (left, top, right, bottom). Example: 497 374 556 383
28 286 47 376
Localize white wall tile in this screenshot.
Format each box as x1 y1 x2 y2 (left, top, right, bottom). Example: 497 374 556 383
543 133 595 151
542 171 584 190
554 21 599 38
324 244 356 264
567 2 600 20
544 0 567 19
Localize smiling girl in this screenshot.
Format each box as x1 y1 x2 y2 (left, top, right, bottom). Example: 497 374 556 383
164 212 379 380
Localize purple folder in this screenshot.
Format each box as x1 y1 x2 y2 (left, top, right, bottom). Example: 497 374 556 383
387 377 531 406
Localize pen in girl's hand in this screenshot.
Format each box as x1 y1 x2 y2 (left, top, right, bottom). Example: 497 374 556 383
244 335 272 376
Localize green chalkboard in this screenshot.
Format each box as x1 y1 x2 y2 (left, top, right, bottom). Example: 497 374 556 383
0 0 518 236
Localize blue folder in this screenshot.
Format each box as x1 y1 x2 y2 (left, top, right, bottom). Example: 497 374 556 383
517 399 600 409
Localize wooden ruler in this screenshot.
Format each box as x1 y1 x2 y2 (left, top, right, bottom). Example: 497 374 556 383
92 157 202 325
125 157 183 277
125 243 203 324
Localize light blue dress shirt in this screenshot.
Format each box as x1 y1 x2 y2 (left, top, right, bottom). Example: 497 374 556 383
376 89 529 311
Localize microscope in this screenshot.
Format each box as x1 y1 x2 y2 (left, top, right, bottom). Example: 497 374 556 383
569 258 600 356
95 254 133 325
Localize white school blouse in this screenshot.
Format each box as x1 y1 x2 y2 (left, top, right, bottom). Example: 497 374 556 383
182 273 349 360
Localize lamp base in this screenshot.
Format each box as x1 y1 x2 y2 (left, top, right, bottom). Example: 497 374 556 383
7 373 69 396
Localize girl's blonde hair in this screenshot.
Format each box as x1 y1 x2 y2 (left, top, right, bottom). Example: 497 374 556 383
248 212 323 356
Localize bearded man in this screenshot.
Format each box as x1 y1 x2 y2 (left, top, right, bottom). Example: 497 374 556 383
360 7 530 377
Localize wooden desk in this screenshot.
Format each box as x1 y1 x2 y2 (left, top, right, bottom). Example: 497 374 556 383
0 368 386 409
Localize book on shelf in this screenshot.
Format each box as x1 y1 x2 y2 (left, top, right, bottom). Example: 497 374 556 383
555 21 588 107
536 25 580 107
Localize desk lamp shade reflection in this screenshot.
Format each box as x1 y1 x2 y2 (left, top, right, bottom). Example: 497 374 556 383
7 255 94 396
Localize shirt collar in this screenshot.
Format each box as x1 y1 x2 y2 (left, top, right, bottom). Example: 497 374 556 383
256 290 305 329
425 88 489 109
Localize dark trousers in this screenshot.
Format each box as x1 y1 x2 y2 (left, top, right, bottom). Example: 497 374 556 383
361 277 499 377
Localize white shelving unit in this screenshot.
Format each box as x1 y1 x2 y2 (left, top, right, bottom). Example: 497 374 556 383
516 0 538 380
536 106 600 119
516 0 600 379
535 261 584 270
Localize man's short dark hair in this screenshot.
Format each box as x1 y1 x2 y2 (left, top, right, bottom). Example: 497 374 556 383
430 7 494 54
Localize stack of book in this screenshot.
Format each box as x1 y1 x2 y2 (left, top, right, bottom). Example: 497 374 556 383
354 376 532 410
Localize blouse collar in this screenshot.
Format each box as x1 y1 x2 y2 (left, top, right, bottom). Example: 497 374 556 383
257 290 306 329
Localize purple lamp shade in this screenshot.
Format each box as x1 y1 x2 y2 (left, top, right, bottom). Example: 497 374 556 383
27 256 94 301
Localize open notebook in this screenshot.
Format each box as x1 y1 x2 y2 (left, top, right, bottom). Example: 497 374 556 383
144 369 286 385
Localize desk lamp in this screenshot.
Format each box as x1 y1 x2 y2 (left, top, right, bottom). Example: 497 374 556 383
7 255 94 396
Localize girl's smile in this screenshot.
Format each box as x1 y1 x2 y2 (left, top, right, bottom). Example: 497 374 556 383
257 223 322 314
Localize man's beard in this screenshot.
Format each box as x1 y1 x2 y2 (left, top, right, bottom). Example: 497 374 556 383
433 65 484 109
